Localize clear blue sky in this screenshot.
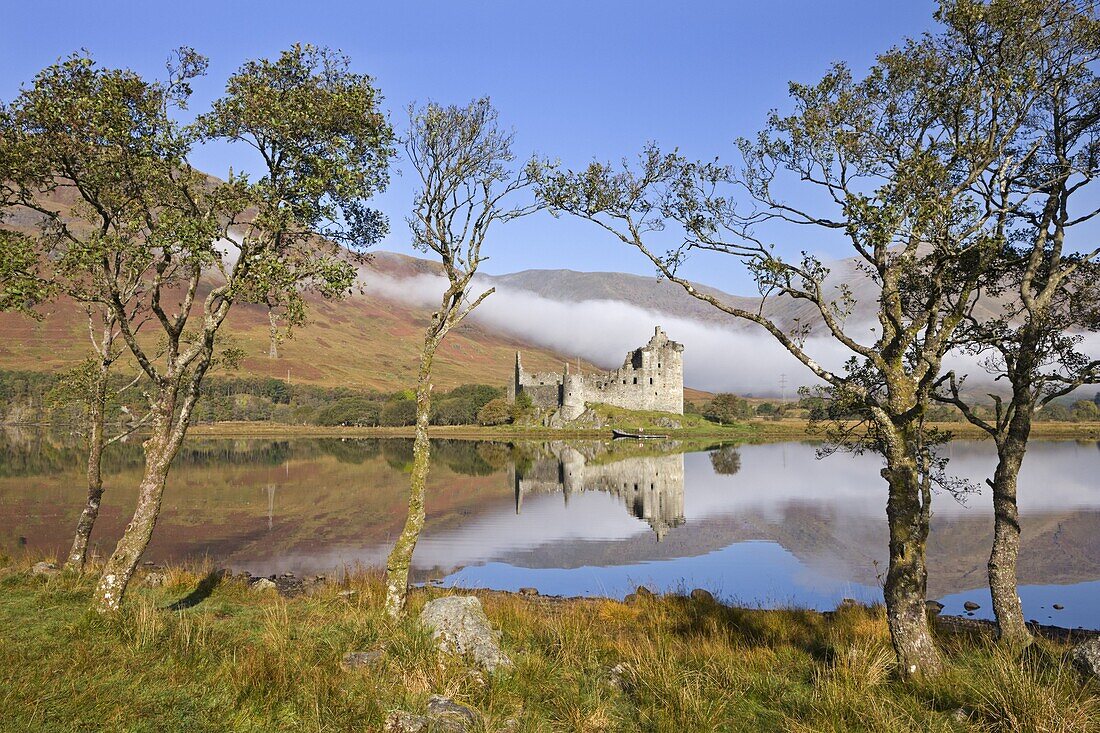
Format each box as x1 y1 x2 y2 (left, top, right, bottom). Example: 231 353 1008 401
0 1 937 293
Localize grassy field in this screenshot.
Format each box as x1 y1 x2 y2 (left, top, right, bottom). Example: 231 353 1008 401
1 559 1097 732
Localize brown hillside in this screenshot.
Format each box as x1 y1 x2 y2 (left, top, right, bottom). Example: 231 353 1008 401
0 285 588 393
1 189 602 390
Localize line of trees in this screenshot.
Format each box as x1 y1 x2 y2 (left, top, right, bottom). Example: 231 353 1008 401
0 370 505 428
1 0 1099 682
1 44 396 610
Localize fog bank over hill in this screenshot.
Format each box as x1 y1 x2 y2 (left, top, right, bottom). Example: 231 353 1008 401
361 268 855 396
360 258 1100 398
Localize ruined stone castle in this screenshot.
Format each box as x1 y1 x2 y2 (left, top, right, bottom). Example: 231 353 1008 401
508 326 684 421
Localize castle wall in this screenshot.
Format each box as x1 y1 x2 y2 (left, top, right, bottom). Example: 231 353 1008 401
514 326 684 421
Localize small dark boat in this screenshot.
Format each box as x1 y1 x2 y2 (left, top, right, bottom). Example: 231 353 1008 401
611 429 669 439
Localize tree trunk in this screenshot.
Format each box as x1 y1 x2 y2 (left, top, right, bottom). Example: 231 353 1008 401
93 368 204 612
64 360 109 572
268 308 279 359
384 334 438 619
987 405 1033 646
93 423 174 611
880 424 944 678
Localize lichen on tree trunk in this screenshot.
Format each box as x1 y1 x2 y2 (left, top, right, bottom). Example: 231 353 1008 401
878 417 945 678
93 435 174 612
882 463 944 677
268 307 279 359
384 334 438 619
93 368 205 613
987 405 1033 646
65 362 108 572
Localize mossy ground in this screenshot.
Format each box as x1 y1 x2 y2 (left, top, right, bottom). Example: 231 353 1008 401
1 559 1097 732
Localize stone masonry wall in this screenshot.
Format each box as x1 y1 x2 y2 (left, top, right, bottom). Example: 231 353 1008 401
513 326 684 421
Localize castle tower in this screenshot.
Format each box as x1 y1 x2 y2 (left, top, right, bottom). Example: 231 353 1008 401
508 351 523 402
560 361 586 421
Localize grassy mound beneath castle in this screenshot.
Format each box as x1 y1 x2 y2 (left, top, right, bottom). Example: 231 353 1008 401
585 403 755 437
1 558 1098 732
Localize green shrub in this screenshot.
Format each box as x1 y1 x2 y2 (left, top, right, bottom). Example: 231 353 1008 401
703 393 751 424
477 397 514 426
314 397 382 427
380 399 417 427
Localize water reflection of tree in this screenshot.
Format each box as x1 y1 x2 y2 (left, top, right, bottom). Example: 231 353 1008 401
315 438 382 464
379 439 502 476
709 446 742 476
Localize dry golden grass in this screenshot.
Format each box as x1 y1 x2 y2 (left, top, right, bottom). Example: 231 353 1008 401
0 556 1098 732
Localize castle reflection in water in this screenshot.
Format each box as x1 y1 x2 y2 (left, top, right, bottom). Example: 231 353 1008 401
511 442 686 540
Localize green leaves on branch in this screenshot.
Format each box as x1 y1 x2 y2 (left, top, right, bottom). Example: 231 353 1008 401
200 43 396 251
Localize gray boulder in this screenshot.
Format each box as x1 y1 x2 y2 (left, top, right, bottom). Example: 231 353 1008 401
427 695 479 729
607 662 633 691
420 596 512 673
30 561 59 577
249 577 277 593
383 696 479 733
143 570 168 588
1071 638 1100 679
689 588 715 604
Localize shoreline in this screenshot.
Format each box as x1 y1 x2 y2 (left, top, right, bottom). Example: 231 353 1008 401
14 559 1100 642
8 418 1100 441
179 418 1100 441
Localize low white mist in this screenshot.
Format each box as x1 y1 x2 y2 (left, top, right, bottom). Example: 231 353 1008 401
359 269 851 395
357 269 1100 398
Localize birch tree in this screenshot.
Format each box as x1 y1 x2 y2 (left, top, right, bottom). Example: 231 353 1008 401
535 1 1053 676
54 311 152 572
384 98 536 617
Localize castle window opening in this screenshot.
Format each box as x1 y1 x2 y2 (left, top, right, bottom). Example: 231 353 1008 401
633 377 638 385
649 377 653 385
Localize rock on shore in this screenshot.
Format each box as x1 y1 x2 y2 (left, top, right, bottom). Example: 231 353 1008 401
420 596 512 673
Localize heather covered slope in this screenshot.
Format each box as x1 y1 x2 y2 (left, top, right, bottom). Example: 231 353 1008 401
0 265 589 393
0 182 599 393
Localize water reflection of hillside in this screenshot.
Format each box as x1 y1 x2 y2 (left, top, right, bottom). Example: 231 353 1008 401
3 432 1100 603
513 442 685 540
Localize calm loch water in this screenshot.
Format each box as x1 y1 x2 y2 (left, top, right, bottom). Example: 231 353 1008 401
2 431 1098 629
